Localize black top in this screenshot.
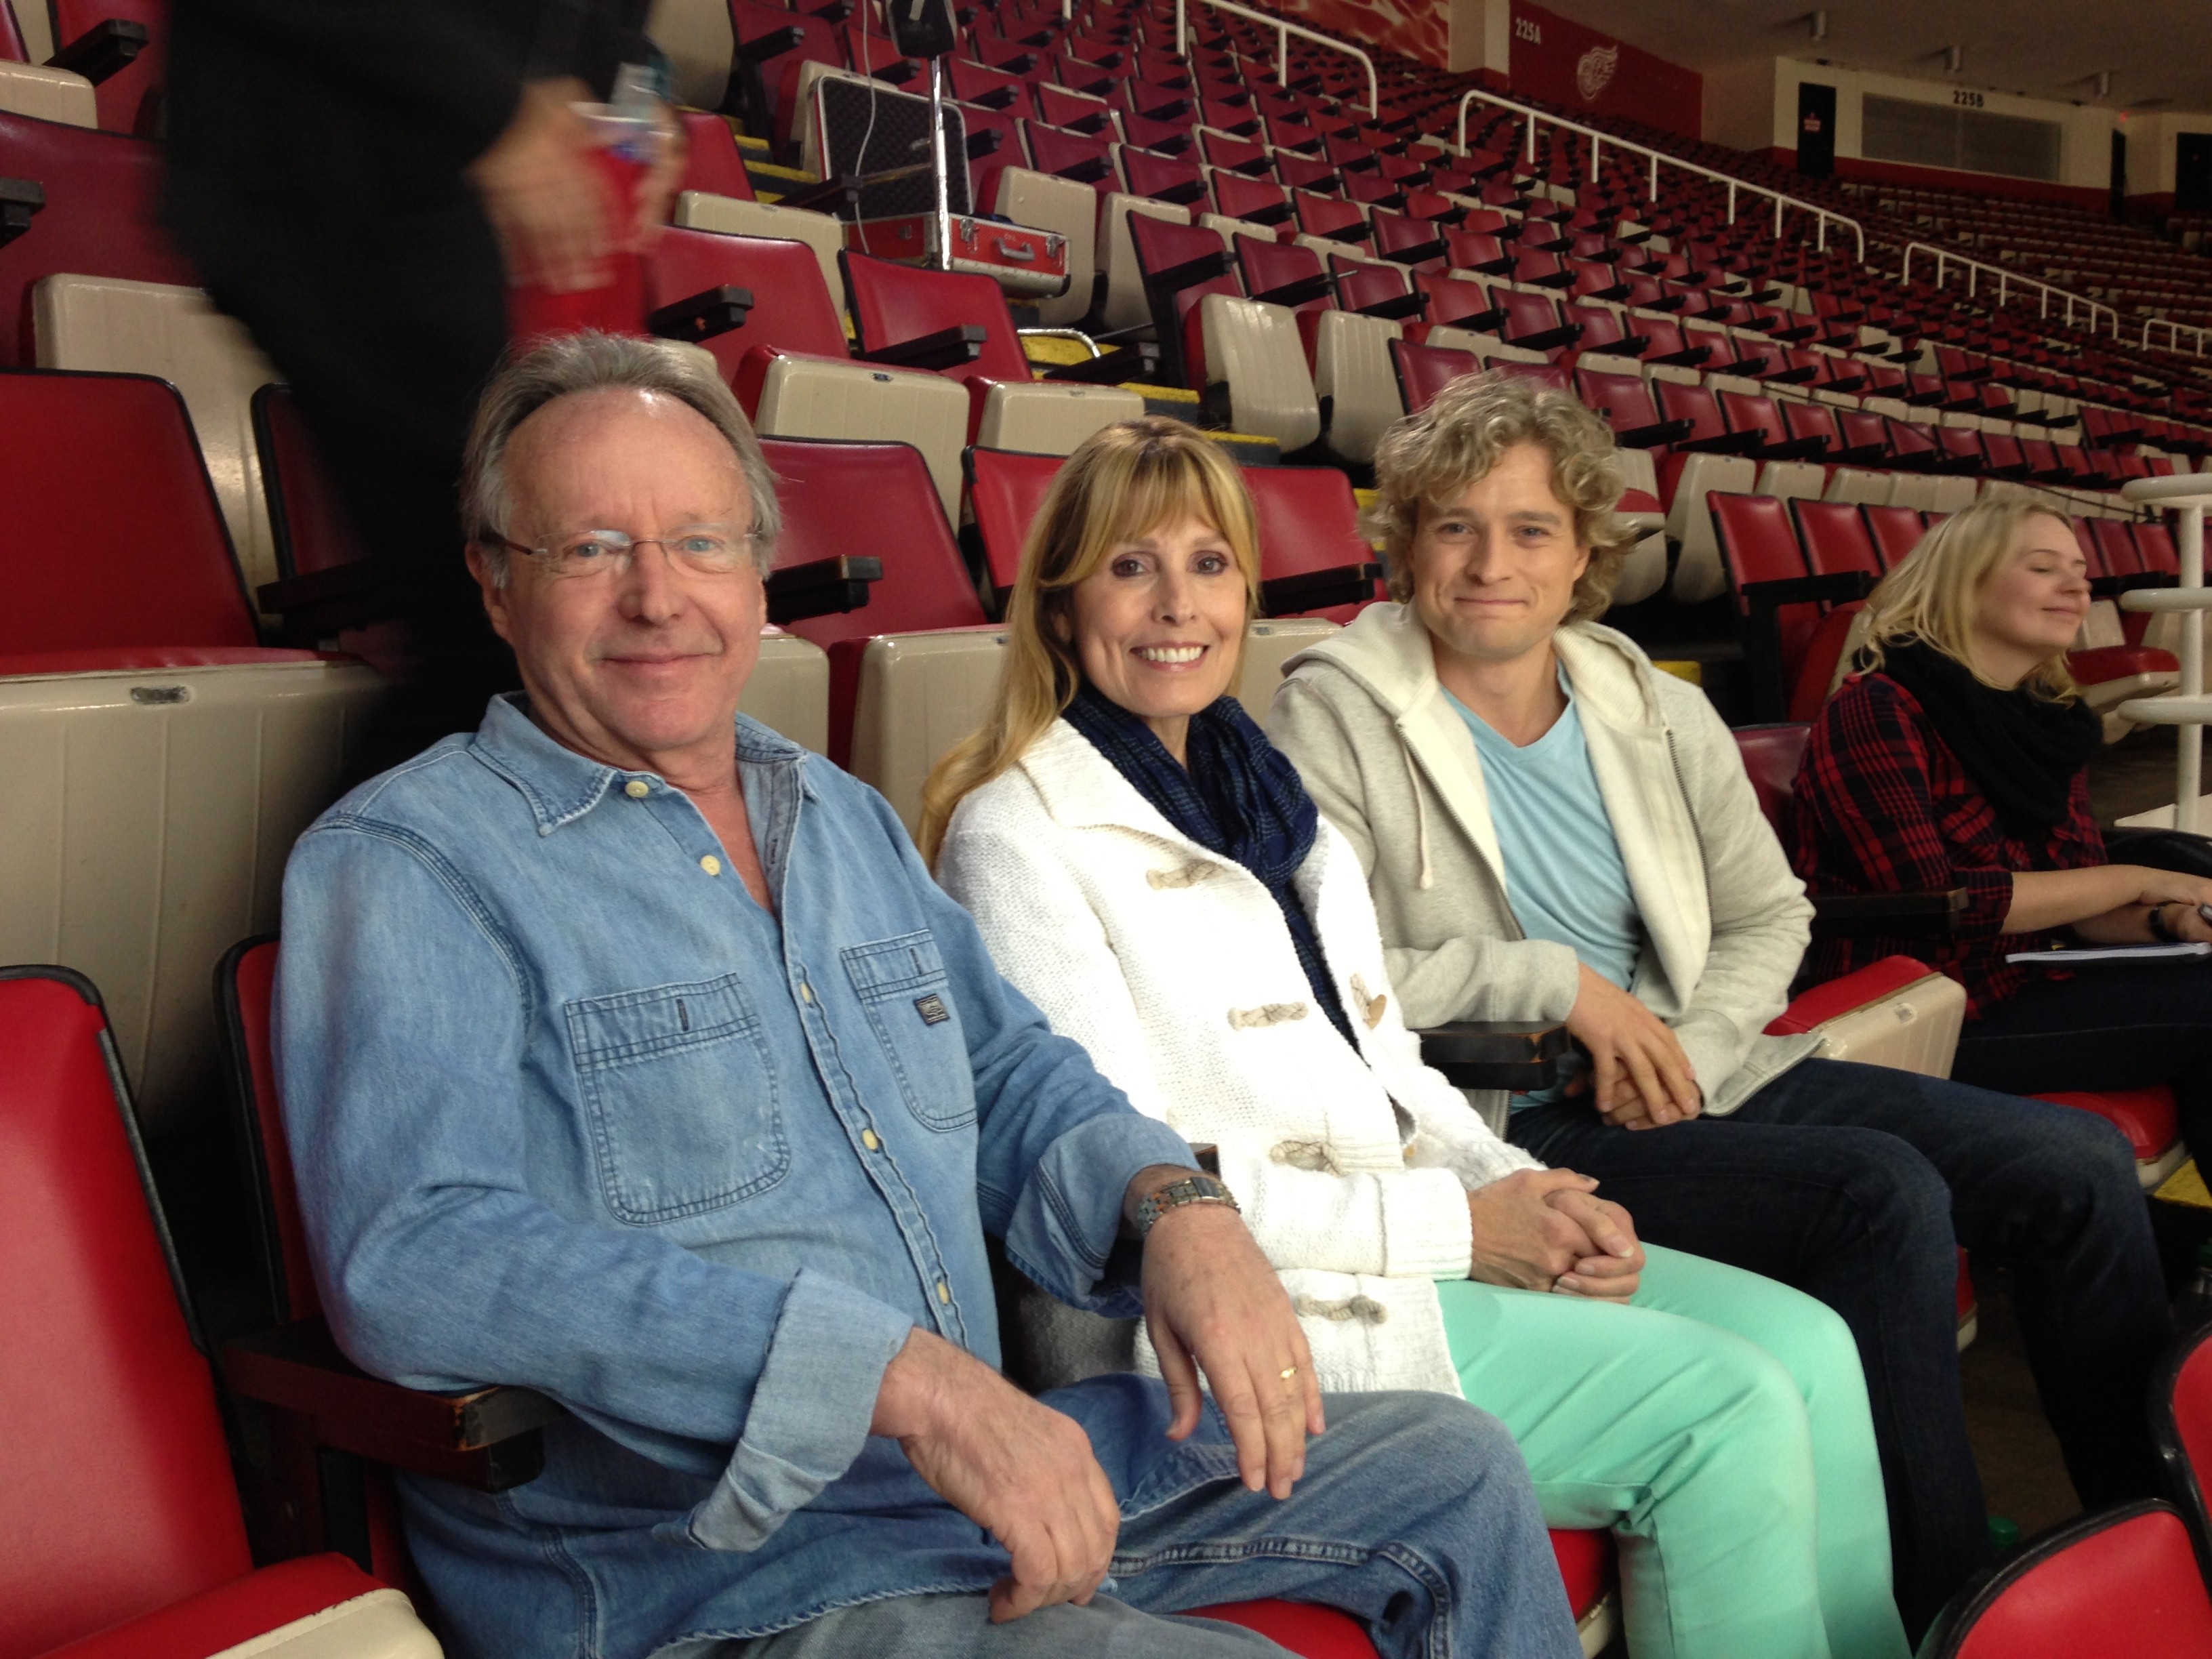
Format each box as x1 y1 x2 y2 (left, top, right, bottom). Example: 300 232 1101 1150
163 0 653 222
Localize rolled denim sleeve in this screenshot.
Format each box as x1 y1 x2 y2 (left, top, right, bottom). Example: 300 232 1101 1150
867 794 1196 1313
278 822 914 1523
668 1267 914 1551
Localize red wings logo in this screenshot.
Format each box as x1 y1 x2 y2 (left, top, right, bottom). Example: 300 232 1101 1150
1575 43 1620 103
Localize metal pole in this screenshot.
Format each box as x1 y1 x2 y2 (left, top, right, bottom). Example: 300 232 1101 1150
1649 152 1658 201
1818 215 1827 252
1525 114 1536 164
1727 181 1736 223
1276 21 1286 87
1590 133 1600 184
1774 196 1782 237
2181 501 2205 832
928 56 953 273
1175 0 1185 55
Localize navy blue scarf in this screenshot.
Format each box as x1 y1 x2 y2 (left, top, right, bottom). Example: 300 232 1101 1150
1062 682 1359 1050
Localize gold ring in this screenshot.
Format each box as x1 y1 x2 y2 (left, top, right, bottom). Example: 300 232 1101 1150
1279 1365 1300 1380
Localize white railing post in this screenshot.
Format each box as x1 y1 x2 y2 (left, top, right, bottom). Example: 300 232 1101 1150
1589 132 1600 184
1174 0 1185 54
1525 113 1536 165
2119 479 2212 832
1726 180 1736 223
1275 20 1286 85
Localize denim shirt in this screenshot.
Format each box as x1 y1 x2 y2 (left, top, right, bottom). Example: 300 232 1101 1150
276 697 1204 1658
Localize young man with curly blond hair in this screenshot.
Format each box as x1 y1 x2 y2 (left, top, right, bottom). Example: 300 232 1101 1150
1265 371 2171 1639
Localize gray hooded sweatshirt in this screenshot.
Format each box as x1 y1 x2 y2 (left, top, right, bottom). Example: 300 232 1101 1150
1265 601 1822 1118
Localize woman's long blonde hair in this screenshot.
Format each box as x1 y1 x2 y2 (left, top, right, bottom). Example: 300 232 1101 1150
1858 493 2081 701
917 417 1261 865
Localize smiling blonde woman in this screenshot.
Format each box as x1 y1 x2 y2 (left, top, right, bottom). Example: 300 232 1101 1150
925 415 1910 1659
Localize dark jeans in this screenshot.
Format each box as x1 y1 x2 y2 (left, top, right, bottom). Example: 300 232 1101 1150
1953 962 2212 1162
1510 1057 2171 1638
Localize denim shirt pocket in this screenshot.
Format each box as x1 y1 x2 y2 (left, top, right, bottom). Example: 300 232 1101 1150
566 972 790 1224
841 930 977 1132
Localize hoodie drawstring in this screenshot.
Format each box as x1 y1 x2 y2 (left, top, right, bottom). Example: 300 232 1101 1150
1400 739 1434 888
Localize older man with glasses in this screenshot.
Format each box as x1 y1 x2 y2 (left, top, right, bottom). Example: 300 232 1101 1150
272 331 1577 1659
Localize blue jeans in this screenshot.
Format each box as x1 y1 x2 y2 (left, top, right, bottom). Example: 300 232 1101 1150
1508 1057 2171 1637
726 1391 1581 1659
1952 962 2212 1165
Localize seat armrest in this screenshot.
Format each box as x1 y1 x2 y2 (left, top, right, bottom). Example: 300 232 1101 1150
1258 561 1380 616
1052 155 1115 185
1615 417 1695 449
859 324 987 369
258 560 387 644
1145 249 1233 292
1753 434 1830 462
966 127 1008 159
1149 176 1209 205
1379 237 1448 267
1808 889 1971 938
1504 321 1582 352
1742 571 1875 608
1041 344 1156 382
772 173 867 213
1349 289 1426 322
1676 427 1765 455
765 554 882 625
46 16 148 83
0 176 43 249
735 23 806 62
1417 1022 1570 1092
1249 273 1335 308
222 1319 563 1493
648 284 754 344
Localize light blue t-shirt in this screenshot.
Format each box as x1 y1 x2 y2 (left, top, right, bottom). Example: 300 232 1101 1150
1447 678 1645 1105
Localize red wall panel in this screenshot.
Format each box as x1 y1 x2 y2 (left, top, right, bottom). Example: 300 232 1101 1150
1507 3 1702 139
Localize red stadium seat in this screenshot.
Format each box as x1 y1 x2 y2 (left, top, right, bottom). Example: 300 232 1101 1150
1244 464 1380 621
2154 1320 2212 1577
763 435 988 766
676 110 756 202
48 0 162 135
1390 336 1475 416
1918 1502 2212 1659
1864 504 1928 571
0 108 194 365
0 965 431 1656
964 443 1062 600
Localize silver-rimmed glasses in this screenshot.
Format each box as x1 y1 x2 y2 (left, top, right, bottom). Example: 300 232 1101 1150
491 523 758 579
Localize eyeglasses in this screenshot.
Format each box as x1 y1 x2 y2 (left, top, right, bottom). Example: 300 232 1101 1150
491 523 758 579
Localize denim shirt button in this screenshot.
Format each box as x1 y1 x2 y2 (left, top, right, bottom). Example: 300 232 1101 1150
861 1128 881 1151
700 855 722 876
936 1280 951 1304
800 982 815 1004
623 779 650 799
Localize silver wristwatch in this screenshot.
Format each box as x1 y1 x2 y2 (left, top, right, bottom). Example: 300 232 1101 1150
1134 1173 1240 1235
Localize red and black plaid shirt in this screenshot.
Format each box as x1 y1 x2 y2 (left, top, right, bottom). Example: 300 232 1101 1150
1790 672 2104 1017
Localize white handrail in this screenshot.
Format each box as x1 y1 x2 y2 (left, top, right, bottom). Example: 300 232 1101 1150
2144 315 2212 359
1451 87 1865 261
1899 243 2116 336
2118 474 2212 831
1170 0 1377 115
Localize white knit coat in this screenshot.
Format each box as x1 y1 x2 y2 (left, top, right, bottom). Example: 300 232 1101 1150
937 718 1545 1397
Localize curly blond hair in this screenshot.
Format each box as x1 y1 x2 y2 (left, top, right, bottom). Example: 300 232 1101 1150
1364 370 1636 620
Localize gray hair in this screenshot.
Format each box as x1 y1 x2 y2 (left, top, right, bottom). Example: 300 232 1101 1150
459 330 781 586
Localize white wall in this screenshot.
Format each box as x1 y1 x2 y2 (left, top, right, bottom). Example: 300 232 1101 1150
2118 110 2212 199
1447 0 1510 77
1711 56 2117 193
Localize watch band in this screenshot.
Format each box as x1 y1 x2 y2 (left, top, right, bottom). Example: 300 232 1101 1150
1135 1173 1239 1235
2150 902 2182 944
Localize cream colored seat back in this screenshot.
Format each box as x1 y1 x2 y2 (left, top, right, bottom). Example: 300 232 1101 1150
0 60 94 125
1308 309 1401 465
741 632 831 753
1198 293 1320 452
0 657 387 1134
1662 453 1757 604
748 356 970 518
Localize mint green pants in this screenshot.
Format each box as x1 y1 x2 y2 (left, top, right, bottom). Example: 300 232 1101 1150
1437 1244 1908 1659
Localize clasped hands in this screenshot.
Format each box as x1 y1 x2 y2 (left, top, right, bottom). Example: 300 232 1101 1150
869 1167 1317 1624
1563 963 1703 1131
